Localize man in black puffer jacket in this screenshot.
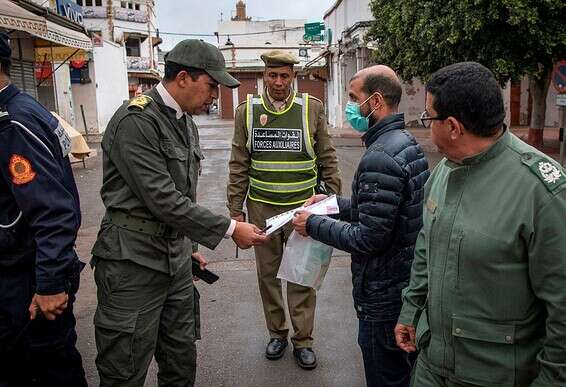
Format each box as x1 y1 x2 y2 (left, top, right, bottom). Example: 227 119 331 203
293 65 429 387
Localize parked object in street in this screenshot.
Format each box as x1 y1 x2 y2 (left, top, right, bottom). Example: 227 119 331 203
395 62 566 387
51 111 92 168
293 65 429 387
0 31 87 387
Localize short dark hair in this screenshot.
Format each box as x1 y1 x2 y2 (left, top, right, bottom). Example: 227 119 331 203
0 57 10 77
426 62 505 137
163 62 207 82
358 73 402 108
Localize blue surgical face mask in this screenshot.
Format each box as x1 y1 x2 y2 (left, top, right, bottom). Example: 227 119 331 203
345 93 377 132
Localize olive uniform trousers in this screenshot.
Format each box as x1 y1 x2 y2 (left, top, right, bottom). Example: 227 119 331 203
247 200 316 349
93 258 197 387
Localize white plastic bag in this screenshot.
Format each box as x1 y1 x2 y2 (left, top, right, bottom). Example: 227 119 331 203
277 231 333 290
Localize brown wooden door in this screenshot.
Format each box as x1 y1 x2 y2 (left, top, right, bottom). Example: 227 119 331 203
510 82 521 126
297 76 326 105
237 77 258 105
219 85 234 119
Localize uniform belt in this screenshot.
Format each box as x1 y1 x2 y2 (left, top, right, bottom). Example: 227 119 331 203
108 210 178 239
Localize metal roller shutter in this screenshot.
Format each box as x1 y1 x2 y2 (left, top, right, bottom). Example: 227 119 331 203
11 59 38 100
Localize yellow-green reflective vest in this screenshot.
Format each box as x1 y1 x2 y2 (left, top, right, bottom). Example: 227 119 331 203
245 92 317 206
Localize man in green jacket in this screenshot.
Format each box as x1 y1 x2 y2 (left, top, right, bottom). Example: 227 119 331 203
395 62 566 386
91 40 267 387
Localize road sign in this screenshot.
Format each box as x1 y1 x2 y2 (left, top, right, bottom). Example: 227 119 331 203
303 34 323 43
551 60 566 94
304 22 324 36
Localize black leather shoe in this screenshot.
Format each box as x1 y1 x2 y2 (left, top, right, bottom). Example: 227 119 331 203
265 338 288 360
293 347 317 370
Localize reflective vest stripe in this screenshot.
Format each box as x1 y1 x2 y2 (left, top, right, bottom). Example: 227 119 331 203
247 193 314 207
249 176 317 193
302 93 315 159
259 92 302 115
245 94 253 151
250 158 316 171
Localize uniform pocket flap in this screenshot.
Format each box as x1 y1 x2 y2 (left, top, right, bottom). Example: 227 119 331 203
452 316 515 344
94 305 138 333
160 139 187 161
193 147 204 161
416 309 431 349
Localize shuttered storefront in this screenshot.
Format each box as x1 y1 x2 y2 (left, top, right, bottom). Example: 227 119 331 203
10 59 38 100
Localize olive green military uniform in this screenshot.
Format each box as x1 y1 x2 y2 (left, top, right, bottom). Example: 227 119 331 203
227 53 341 348
91 88 230 386
398 130 566 386
91 39 239 387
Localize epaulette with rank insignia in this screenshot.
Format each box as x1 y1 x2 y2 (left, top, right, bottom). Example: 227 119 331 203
309 95 323 104
127 95 153 111
521 152 566 193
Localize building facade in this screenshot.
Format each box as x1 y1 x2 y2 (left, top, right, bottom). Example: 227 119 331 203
323 0 561 131
2 0 161 134
217 1 327 119
80 0 162 98
4 0 93 131
322 0 426 130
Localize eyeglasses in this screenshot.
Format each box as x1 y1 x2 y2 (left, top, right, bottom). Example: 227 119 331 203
419 111 447 128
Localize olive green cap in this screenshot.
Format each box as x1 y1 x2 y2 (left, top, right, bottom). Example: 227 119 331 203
260 50 300 68
165 39 240 88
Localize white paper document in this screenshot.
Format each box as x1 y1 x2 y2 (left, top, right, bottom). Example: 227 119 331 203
264 195 339 236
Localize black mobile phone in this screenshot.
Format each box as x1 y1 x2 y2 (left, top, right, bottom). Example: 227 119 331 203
191 257 219 284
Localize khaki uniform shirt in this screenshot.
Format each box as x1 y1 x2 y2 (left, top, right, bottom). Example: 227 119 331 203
227 89 341 216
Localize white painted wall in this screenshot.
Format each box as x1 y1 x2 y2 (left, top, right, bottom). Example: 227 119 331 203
399 81 426 126
324 0 425 129
513 77 560 127
324 0 375 128
546 86 561 128
53 63 76 127
218 19 306 46
324 0 372 45
92 40 129 133
71 63 99 135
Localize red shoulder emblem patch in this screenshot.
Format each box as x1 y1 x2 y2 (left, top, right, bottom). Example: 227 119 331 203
9 154 36 185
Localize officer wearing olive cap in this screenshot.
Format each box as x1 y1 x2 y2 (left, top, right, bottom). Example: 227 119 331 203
92 39 267 386
227 50 341 369
0 32 87 386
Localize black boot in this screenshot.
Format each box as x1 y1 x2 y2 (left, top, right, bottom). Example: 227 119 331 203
293 347 317 370
265 338 288 360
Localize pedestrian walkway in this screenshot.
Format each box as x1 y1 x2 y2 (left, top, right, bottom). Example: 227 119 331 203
193 113 235 128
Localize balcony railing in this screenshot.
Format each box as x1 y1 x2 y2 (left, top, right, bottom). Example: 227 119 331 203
114 7 148 23
82 6 106 19
82 6 148 23
127 56 151 71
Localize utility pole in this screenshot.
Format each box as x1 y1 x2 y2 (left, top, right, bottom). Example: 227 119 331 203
148 0 154 70
107 0 114 42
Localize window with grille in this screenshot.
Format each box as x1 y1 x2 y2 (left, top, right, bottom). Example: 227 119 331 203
125 38 141 57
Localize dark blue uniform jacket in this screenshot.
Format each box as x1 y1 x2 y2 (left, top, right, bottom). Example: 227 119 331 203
0 84 81 295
